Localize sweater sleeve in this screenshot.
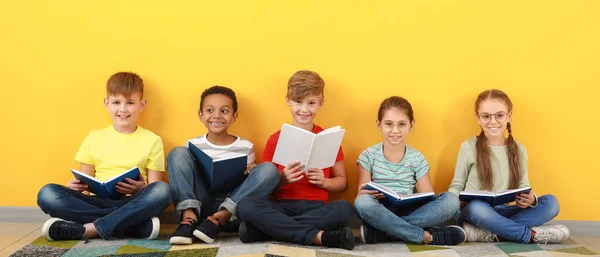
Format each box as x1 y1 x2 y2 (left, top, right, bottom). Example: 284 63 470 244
517 146 530 188
449 143 470 195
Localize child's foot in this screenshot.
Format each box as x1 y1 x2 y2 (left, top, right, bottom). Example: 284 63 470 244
238 221 271 243
321 226 355 250
42 218 85 241
129 217 161 239
169 218 199 245
531 224 570 244
360 223 388 244
428 225 467 245
193 219 221 243
462 222 498 242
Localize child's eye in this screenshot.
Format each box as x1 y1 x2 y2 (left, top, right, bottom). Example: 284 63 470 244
399 123 406 127
221 109 228 114
206 109 213 113
384 122 393 126
128 101 135 105
113 101 120 105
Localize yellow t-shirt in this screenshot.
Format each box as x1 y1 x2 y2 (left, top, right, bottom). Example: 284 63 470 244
75 125 165 183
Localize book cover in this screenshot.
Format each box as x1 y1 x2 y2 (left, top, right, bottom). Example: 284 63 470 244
188 143 248 193
459 187 532 206
71 166 141 199
272 123 345 169
365 181 435 209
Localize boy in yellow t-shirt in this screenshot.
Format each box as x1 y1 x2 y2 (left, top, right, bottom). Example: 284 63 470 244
37 72 172 241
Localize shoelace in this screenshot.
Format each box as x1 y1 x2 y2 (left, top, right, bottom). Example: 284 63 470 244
56 222 88 243
534 230 561 245
484 234 499 243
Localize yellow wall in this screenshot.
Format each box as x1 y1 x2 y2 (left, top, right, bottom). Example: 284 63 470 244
1 1 598 221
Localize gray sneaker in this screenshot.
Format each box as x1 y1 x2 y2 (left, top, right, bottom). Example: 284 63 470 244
531 224 570 244
463 222 498 242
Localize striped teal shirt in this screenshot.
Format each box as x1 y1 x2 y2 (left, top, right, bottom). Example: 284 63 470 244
358 143 429 195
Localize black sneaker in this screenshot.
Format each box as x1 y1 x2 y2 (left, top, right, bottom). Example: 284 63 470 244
169 219 199 245
360 223 388 244
321 226 355 250
238 221 271 243
428 225 467 245
193 219 221 243
127 217 160 239
42 218 85 241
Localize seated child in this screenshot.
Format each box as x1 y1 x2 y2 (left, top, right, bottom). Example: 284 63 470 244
355 96 466 245
37 71 172 241
167 85 280 245
237 70 355 250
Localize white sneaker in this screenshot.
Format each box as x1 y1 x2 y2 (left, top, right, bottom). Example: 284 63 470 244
462 222 498 242
531 224 570 244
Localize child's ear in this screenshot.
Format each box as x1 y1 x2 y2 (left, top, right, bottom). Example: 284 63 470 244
140 99 146 111
104 98 109 108
318 98 324 109
232 111 239 122
409 119 416 131
286 96 292 107
507 112 512 123
198 110 203 120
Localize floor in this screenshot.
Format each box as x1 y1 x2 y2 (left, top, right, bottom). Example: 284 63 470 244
2 222 600 257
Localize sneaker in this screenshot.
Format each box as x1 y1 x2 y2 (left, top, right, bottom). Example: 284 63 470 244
193 219 221 243
321 226 355 250
360 223 388 244
169 219 199 245
428 225 467 245
463 222 498 242
531 224 570 244
239 221 271 243
128 217 161 239
42 218 85 241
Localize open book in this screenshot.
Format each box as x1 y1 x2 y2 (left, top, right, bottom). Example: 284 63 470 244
459 187 532 206
272 123 345 169
71 166 141 199
365 181 435 209
188 143 248 193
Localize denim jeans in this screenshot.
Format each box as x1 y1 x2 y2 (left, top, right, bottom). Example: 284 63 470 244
354 192 460 243
238 197 354 245
37 181 172 239
167 146 280 222
457 194 560 243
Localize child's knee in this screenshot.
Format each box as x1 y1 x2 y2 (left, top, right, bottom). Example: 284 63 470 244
252 162 280 184
438 192 460 216
462 200 493 223
330 200 354 223
237 196 260 220
147 181 172 204
354 194 376 215
539 194 560 217
37 183 63 210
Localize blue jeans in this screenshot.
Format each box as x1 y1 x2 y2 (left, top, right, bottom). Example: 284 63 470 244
167 146 280 222
457 194 560 243
37 181 172 239
354 192 460 243
238 198 354 245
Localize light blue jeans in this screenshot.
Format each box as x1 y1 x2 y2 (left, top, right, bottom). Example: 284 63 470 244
354 192 460 243
167 146 280 222
457 194 560 243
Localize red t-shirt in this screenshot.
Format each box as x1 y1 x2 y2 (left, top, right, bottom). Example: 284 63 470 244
262 124 344 202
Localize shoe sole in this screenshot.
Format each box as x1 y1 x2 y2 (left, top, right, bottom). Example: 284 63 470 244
42 218 64 241
146 217 161 240
169 236 193 245
193 229 216 243
360 225 367 244
446 225 467 245
341 227 355 250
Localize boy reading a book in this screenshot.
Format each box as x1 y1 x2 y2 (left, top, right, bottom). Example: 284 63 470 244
237 70 355 250
167 86 280 245
37 72 172 241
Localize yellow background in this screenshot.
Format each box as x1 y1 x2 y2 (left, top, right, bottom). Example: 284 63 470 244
1 1 598 221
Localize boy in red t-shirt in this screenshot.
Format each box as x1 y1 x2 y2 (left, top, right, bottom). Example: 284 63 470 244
237 70 354 250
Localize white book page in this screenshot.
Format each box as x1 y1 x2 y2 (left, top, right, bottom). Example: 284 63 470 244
460 190 495 196
318 126 341 134
104 166 139 183
272 123 316 167
215 153 247 162
498 187 531 196
72 169 103 184
401 192 435 200
306 129 345 169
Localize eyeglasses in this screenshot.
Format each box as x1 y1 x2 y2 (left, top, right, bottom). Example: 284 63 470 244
478 112 508 124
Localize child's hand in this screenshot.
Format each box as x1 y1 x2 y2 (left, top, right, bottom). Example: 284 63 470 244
516 191 535 208
244 163 257 175
281 161 304 185
116 173 146 195
357 183 384 199
306 168 325 187
67 179 88 192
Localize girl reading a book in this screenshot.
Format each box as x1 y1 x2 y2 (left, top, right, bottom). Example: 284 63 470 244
449 89 569 244
354 96 466 245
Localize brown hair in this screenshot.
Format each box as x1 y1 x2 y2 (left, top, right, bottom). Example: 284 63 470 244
378 96 414 122
475 89 521 190
106 72 144 98
287 70 325 101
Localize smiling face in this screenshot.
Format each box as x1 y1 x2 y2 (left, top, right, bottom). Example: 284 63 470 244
477 98 512 140
286 94 323 127
377 107 414 146
199 93 237 135
104 92 145 133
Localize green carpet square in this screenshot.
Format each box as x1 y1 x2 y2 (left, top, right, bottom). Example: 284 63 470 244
495 242 543 254
551 246 599 255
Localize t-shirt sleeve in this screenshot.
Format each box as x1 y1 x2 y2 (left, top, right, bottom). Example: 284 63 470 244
335 146 344 162
74 132 95 165
357 148 374 173
414 153 430 180
146 136 165 172
261 135 277 163
247 145 256 164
